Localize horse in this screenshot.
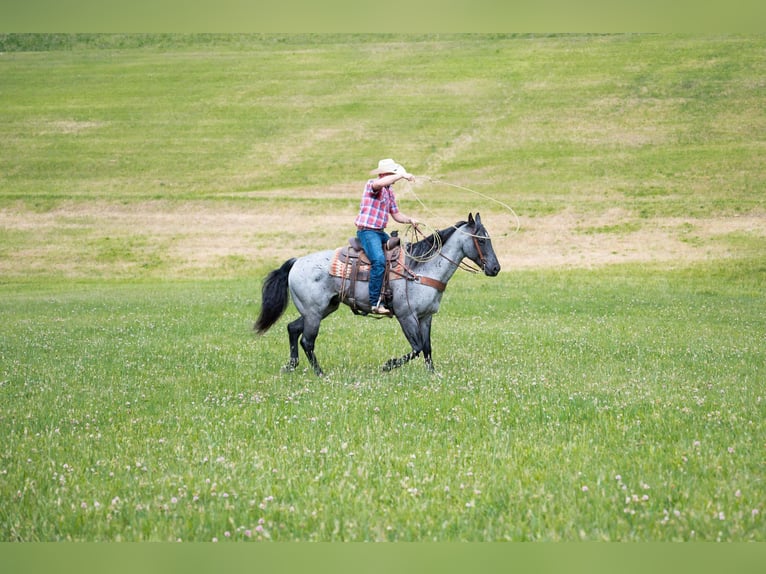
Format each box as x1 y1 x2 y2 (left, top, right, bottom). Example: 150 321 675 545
254 213 501 376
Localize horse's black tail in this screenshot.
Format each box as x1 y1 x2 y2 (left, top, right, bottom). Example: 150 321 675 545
254 258 296 334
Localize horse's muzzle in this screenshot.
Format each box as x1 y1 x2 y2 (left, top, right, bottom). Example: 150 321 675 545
484 262 501 276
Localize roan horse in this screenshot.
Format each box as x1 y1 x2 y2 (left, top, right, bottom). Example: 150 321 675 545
254 213 500 376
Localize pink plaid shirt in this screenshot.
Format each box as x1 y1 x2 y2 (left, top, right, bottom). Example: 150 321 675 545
354 179 399 230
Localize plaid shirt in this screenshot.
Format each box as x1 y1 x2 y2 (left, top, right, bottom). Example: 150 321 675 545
354 179 399 230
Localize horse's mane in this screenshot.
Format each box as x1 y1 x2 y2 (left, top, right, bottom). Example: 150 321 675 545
406 220 467 262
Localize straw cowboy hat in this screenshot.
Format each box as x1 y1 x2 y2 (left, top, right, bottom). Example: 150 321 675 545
370 158 408 176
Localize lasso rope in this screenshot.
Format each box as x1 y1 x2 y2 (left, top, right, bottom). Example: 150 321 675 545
401 175 521 239
397 175 520 264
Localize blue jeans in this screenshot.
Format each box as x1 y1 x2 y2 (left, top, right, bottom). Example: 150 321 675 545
356 229 390 306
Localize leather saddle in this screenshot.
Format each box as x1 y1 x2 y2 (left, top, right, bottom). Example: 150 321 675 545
329 236 406 313
330 235 403 282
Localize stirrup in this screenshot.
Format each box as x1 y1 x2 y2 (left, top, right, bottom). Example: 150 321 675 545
371 304 392 317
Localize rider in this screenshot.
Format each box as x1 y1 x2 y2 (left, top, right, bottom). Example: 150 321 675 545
354 158 419 316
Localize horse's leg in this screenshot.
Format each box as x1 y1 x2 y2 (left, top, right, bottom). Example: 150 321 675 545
382 350 418 372
382 314 423 372
299 316 324 377
418 315 434 372
283 317 303 372
286 252 342 377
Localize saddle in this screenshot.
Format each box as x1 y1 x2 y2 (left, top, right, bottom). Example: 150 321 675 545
329 235 407 313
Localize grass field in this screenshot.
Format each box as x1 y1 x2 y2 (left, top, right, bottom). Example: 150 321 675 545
0 34 764 541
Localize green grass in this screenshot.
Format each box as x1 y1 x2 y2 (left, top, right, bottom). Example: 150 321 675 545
0 34 764 541
1 263 763 541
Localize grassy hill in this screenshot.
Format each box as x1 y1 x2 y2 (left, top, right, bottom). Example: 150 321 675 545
1 34 764 279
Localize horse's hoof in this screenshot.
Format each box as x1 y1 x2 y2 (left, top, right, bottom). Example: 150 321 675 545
281 360 298 373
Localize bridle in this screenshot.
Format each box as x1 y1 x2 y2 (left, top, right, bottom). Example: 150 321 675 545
437 225 488 274
471 233 488 272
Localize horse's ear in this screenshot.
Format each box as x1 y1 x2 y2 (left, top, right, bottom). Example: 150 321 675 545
468 213 475 226
475 212 482 226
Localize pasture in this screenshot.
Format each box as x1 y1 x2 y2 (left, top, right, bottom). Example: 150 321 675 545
0 34 764 541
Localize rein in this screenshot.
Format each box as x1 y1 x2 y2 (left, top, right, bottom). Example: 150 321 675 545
407 222 484 275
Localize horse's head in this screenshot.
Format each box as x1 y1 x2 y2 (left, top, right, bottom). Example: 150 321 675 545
465 213 501 276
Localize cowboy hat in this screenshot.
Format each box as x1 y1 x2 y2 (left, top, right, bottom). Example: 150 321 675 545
370 158 407 176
